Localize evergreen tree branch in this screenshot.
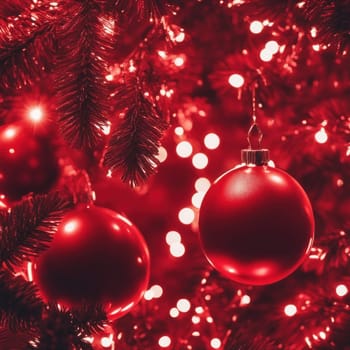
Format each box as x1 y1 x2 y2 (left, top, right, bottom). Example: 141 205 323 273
0 9 56 90
55 0 115 149
0 193 72 272
0 0 32 18
71 304 108 334
28 304 106 350
103 86 168 186
0 269 44 331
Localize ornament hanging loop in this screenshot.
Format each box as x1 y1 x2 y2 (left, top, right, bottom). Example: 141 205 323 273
241 83 270 166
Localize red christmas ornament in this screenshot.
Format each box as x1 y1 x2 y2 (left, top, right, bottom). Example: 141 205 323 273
0 122 59 201
199 145 315 286
33 205 150 319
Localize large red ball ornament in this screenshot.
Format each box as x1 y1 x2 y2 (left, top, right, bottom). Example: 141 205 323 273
33 206 150 319
0 123 60 201
199 154 314 285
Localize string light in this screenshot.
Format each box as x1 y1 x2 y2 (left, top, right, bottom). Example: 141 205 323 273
210 338 221 349
157 146 168 162
28 106 43 123
175 126 184 136
204 133 221 149
166 231 182 245
195 177 211 192
284 304 297 317
191 192 205 208
315 127 328 144
176 141 193 158
169 307 180 318
178 207 195 224
177 298 191 312
228 73 245 88
192 153 209 169
260 48 273 62
174 56 185 67
265 40 279 54
249 20 263 34
100 335 114 348
170 242 185 257
158 336 171 348
335 284 348 297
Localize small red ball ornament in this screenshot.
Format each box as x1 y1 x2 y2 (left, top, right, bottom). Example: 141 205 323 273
33 205 150 319
0 123 59 201
199 147 314 286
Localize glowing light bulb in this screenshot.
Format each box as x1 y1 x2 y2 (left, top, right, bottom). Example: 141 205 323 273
176 141 193 158
158 336 171 348
249 20 263 34
195 306 204 314
204 133 220 149
228 73 245 88
170 242 185 257
174 57 184 67
4 127 17 139
192 153 208 169
28 106 43 122
178 207 195 224
105 74 113 81
336 284 348 297
175 32 185 42
260 48 273 62
284 304 297 317
315 127 328 144
100 335 114 348
157 146 168 163
166 231 182 245
210 338 221 349
150 285 163 298
310 27 317 38
170 307 180 318
192 315 200 324
177 298 191 312
265 40 279 54
195 177 211 192
63 220 78 234
240 294 251 305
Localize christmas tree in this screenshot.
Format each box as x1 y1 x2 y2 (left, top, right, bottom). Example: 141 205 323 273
0 0 350 349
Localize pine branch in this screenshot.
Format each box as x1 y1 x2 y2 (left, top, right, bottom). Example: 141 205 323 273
0 269 43 331
0 0 32 18
71 304 108 334
0 193 72 271
28 304 106 350
55 0 115 149
107 0 173 21
0 7 56 90
304 0 350 50
103 88 168 186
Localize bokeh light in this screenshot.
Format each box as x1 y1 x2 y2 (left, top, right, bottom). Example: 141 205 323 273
284 304 297 317
336 284 348 297
192 153 209 169
177 298 191 312
165 231 182 245
204 133 220 149
195 177 211 192
210 338 222 349
170 242 185 257
158 335 171 348
28 106 43 123
249 20 263 34
178 207 195 224
315 127 328 144
176 141 193 158
228 73 245 88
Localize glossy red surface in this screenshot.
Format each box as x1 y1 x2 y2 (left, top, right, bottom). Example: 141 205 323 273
34 206 150 318
199 165 314 285
0 123 59 201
